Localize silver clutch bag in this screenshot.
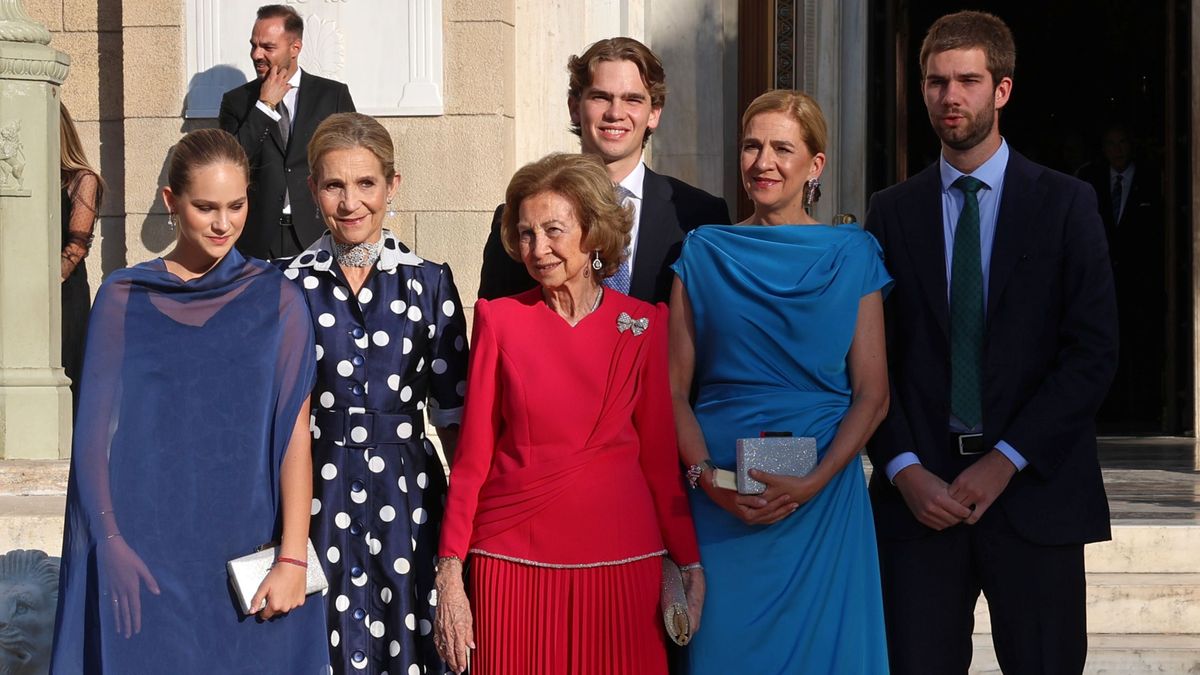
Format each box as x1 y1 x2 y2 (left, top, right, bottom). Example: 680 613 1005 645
735 436 819 494
661 557 691 646
226 539 328 614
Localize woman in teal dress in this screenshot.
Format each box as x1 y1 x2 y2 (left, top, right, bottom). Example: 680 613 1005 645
670 90 891 674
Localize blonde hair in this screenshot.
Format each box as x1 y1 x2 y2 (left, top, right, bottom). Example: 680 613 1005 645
308 112 396 182
500 153 632 279
740 89 828 158
59 103 105 209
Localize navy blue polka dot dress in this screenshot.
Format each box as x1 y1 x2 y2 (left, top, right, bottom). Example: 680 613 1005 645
279 231 468 675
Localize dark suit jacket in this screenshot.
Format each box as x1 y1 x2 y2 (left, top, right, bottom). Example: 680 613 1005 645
218 70 355 259
477 167 731 304
1076 161 1164 294
864 150 1117 547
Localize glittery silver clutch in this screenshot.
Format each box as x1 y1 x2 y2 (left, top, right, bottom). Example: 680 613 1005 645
735 436 819 494
226 539 327 614
661 557 691 646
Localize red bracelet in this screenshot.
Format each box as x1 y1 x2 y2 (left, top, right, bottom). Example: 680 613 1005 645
275 556 308 569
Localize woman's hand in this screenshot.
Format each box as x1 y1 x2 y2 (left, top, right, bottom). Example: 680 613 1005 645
249 562 307 620
749 469 829 509
701 471 797 526
98 537 160 638
434 559 474 673
681 567 706 633
61 257 74 281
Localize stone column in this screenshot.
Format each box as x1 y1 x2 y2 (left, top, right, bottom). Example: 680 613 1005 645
0 0 72 459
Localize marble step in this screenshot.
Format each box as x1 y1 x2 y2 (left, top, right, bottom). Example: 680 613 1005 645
1086 526 1200 573
974 574 1200 635
0 495 65 555
969 634 1200 674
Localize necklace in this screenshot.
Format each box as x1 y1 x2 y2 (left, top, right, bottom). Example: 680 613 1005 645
546 285 603 323
334 239 383 268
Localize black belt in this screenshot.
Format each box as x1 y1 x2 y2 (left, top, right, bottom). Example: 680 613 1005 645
279 213 293 225
950 432 985 456
314 409 423 447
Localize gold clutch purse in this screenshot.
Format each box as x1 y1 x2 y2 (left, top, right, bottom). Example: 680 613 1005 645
661 557 691 646
226 539 328 615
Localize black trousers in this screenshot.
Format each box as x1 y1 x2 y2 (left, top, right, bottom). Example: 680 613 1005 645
877 504 1087 674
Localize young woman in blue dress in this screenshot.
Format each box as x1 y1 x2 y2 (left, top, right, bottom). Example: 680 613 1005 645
53 129 327 673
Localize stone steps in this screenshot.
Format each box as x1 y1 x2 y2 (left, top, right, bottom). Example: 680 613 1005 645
973 572 1200 635
970 634 1200 674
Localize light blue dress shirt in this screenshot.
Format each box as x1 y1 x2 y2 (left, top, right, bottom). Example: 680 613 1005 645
886 139 1028 481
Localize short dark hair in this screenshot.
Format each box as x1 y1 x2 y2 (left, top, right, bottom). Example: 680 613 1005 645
919 10 1015 86
256 4 304 40
567 37 666 146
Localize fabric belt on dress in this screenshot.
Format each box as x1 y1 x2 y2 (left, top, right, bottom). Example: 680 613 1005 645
949 432 985 456
313 408 423 447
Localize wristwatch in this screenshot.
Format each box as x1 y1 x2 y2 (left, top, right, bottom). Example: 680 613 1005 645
686 459 717 489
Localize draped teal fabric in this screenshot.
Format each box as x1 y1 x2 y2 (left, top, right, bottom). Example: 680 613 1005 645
52 249 327 674
674 224 891 674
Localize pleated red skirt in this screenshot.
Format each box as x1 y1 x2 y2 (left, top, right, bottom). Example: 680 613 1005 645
468 554 667 675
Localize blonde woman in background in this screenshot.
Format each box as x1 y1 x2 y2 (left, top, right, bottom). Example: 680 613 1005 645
59 103 104 417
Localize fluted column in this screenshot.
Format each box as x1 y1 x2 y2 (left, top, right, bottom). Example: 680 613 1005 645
0 0 72 459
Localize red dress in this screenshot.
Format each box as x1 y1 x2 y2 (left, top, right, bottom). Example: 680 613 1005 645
439 289 701 675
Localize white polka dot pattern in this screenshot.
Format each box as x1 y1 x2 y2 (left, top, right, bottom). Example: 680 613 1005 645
287 250 465 673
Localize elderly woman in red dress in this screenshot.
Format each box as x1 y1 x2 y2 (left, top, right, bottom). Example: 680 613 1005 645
433 153 704 675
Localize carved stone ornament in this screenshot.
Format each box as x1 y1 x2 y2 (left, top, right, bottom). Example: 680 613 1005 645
0 549 60 675
0 0 52 45
0 119 27 193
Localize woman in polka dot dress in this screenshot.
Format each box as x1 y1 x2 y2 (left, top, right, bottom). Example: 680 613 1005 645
280 113 468 675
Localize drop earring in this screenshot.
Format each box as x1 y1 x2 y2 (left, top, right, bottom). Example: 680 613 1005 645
166 212 176 231
591 250 603 271
386 197 397 218
802 178 822 212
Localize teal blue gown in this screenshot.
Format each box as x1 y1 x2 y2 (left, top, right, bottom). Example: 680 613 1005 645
673 224 891 674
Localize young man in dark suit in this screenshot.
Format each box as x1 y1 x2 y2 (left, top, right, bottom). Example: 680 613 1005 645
477 37 731 304
864 11 1118 674
218 4 355 260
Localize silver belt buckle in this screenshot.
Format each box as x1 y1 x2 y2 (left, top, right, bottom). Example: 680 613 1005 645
957 433 984 456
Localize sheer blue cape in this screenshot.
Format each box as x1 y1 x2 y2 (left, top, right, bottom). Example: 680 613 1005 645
51 249 328 674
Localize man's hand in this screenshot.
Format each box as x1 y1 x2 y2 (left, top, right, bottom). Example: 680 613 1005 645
893 464 972 530
259 66 293 108
947 449 1017 525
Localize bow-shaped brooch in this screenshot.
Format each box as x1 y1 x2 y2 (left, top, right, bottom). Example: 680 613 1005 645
617 312 649 336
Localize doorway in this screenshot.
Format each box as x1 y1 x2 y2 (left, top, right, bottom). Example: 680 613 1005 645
866 0 1193 434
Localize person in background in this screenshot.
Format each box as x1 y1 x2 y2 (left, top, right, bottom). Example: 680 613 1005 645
1077 124 1165 432
59 103 104 417
435 152 703 675
219 3 355 259
281 112 468 675
52 128 326 673
671 89 891 674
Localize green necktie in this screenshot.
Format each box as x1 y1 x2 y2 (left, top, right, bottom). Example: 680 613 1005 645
950 175 985 428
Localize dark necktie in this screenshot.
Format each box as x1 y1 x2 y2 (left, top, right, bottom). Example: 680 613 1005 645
1111 173 1123 224
950 175 985 429
278 99 291 210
